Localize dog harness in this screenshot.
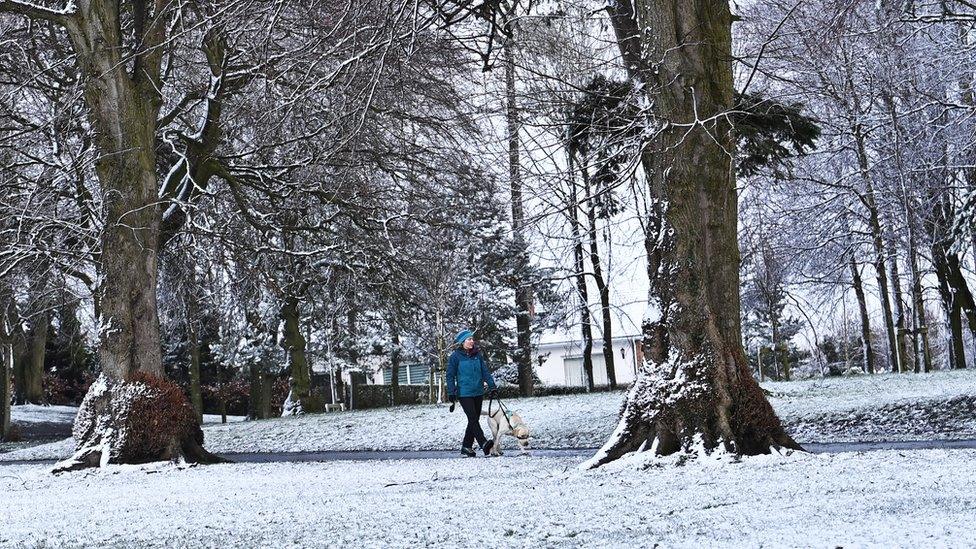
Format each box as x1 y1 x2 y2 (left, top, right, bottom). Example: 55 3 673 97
488 396 529 440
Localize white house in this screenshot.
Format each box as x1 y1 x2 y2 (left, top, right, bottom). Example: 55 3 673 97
364 295 646 389
534 296 645 387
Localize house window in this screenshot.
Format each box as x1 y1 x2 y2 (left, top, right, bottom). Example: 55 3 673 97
382 363 432 386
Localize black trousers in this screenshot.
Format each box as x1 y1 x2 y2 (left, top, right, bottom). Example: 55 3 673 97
459 395 488 449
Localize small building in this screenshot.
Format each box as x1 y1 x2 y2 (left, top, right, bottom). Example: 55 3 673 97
536 335 641 387
534 298 644 387
379 362 440 387
365 299 646 388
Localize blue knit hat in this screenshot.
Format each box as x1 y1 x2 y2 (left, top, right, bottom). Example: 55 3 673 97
454 329 474 345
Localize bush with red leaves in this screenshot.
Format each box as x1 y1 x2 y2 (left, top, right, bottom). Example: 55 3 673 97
120 372 203 462
43 372 95 406
200 377 291 416
72 372 203 464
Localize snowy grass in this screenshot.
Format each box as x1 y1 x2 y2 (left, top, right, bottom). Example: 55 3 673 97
203 391 626 454
5 368 976 462
767 369 976 443
764 368 976 418
10 404 79 425
1 449 974 547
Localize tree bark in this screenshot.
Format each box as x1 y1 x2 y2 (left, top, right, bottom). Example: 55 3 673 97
925 184 973 369
248 362 263 420
281 294 311 415
23 312 48 405
568 152 595 391
852 126 899 373
58 297 88 376
244 310 267 420
186 294 204 424
503 36 534 397
588 0 800 468
29 1 220 470
933 247 967 369
582 165 618 389
850 256 876 374
0 341 10 441
908 249 932 375
0 290 14 441
389 317 401 404
947 252 976 353
903 193 932 373
886 235 909 373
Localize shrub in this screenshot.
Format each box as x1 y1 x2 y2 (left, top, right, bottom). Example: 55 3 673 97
199 377 292 417
43 372 95 406
73 373 202 463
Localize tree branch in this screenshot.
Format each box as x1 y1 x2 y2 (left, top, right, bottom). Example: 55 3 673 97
0 0 75 25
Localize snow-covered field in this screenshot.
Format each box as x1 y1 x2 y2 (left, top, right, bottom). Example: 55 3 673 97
768 369 976 443
4 369 976 462
0 410 246 460
10 404 80 426
1 449 974 547
766 368 976 417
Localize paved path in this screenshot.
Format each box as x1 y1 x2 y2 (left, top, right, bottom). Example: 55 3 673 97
5 439 976 466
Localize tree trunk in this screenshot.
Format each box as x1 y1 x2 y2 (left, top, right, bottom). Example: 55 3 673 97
22 312 48 405
185 286 204 423
260 373 273 419
933 247 967 369
187 315 203 424
0 340 10 441
568 153 595 391
0 290 14 441
904 205 932 373
888 251 909 373
504 37 534 397
582 165 617 389
4 293 26 407
946 252 976 356
878 89 913 374
389 317 401 405
910 272 933 374
850 256 876 374
248 363 263 420
435 308 446 404
588 0 800 468
245 310 268 420
756 346 764 382
58 297 89 377
42 1 219 471
852 138 899 373
281 294 311 415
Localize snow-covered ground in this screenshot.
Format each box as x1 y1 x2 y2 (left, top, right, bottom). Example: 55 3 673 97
10 404 80 426
768 369 976 443
1 449 974 547
4 369 976 462
0 408 246 460
766 368 976 417
9 405 243 429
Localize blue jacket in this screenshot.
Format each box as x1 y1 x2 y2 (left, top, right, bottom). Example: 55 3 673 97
447 348 497 398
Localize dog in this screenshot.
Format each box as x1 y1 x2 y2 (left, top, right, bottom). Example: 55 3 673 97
483 405 531 456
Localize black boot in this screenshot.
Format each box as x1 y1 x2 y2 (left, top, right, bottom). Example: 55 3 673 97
460 447 476 458
482 439 494 456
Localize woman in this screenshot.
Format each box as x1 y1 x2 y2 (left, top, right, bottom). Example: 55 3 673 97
446 329 498 457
